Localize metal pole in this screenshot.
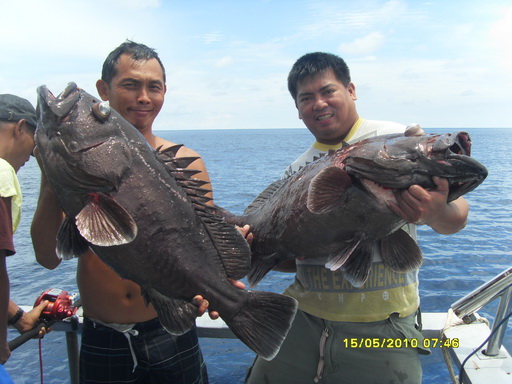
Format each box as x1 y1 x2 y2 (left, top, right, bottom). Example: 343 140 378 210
484 286 512 356
65 315 80 384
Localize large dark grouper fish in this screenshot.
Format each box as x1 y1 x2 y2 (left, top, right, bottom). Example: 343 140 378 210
35 82 297 360
224 127 488 288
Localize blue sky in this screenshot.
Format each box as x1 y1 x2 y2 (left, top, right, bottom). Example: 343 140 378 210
1 0 511 130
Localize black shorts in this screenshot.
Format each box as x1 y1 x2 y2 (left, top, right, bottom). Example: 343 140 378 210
80 317 208 384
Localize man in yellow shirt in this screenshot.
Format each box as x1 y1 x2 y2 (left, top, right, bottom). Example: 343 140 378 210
246 52 469 384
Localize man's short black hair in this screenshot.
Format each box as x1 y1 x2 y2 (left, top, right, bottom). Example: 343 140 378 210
288 52 351 100
101 40 166 84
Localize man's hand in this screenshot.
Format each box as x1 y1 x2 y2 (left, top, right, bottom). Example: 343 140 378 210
237 224 254 246
14 301 50 337
193 279 247 320
389 177 449 225
388 177 469 234
192 295 209 317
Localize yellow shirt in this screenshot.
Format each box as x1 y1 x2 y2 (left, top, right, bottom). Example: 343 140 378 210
0 158 22 232
283 118 419 322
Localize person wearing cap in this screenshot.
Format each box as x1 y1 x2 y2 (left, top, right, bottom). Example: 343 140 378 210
0 94 49 370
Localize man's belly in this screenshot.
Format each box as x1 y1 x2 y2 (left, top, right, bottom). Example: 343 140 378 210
77 251 157 324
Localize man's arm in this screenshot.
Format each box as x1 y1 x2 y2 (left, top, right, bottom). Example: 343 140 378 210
31 156 63 270
7 299 49 335
389 177 469 234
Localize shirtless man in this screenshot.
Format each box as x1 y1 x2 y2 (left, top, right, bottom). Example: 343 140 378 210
32 41 247 384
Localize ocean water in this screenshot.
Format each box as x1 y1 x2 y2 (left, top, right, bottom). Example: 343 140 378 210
5 127 512 383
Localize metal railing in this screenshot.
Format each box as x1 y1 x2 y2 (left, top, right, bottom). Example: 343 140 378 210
451 266 512 356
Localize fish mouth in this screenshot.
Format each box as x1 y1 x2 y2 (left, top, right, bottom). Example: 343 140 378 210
37 82 81 121
423 132 488 199
37 82 109 153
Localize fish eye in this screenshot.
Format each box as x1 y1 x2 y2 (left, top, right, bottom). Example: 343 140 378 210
92 102 111 121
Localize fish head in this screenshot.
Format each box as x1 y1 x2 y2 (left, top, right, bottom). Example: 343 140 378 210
35 82 135 192
342 130 488 203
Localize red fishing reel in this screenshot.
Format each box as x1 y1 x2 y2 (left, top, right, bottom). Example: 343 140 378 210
33 288 79 321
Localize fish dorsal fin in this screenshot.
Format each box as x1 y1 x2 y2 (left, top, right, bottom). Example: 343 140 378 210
380 229 423 271
142 287 197 335
244 179 287 215
56 216 90 259
157 144 184 158
307 166 352 214
75 193 138 246
179 179 210 188
156 147 202 181
170 156 200 169
156 146 199 170
291 153 326 176
156 145 251 279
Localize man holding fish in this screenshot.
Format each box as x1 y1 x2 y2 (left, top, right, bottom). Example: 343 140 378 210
245 52 470 384
32 41 251 384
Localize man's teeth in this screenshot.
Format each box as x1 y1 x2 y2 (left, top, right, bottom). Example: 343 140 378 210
317 114 332 121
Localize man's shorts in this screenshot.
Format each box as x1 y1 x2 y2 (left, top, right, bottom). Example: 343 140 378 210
245 309 428 384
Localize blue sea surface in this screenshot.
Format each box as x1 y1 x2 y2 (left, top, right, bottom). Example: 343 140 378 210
5 127 512 383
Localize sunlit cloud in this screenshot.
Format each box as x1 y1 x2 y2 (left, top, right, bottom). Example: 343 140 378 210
0 0 510 129
339 32 385 55
489 6 512 69
214 56 234 68
203 32 224 44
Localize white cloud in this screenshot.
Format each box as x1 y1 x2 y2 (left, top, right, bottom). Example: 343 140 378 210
203 32 224 44
489 6 512 70
1 0 510 129
214 56 234 68
339 32 385 55
108 0 161 9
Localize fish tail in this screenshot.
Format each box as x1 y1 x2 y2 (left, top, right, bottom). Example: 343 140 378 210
227 291 298 360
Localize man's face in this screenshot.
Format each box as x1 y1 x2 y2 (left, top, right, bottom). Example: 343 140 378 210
295 68 358 145
13 123 35 172
97 54 166 133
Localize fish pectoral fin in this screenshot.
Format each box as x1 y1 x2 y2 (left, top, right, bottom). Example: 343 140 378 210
75 193 137 246
380 229 423 271
56 216 90 260
142 288 196 335
341 240 374 288
307 166 352 214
